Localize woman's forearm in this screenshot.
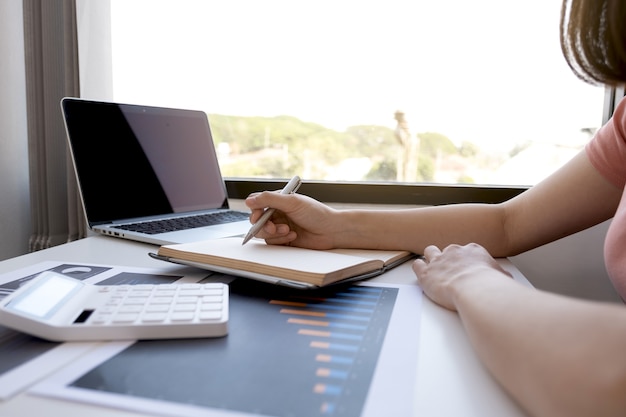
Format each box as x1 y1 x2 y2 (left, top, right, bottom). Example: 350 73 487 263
334 203 509 255
453 274 626 417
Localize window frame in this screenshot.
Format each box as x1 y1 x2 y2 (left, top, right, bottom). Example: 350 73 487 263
227 86 619 205
78 0 617 207
225 178 527 205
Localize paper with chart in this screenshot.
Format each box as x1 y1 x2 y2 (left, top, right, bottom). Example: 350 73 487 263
30 279 422 417
0 260 207 400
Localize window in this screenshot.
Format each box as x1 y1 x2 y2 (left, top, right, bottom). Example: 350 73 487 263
80 0 606 191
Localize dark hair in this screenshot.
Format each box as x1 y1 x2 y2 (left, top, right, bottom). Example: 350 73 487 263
561 0 626 86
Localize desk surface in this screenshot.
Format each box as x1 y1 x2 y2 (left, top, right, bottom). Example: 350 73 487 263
0 235 528 417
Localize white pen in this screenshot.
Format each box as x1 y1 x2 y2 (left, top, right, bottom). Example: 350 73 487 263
242 175 302 245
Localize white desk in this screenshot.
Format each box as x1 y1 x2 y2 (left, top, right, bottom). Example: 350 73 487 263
0 235 529 417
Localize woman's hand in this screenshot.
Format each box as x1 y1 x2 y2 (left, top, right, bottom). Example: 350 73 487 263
412 243 512 311
244 192 339 249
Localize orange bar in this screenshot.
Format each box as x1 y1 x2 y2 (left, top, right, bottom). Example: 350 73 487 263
316 368 331 377
295 296 326 302
316 354 332 362
280 308 326 317
313 384 326 394
299 329 331 337
311 341 330 349
270 300 307 307
288 318 329 327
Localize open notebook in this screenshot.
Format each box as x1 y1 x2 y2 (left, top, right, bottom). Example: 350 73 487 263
61 98 250 246
151 237 416 289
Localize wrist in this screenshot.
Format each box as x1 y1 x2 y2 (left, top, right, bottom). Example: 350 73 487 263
451 266 516 309
331 210 376 249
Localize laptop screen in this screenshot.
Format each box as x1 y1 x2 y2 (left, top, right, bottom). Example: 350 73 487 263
62 99 229 225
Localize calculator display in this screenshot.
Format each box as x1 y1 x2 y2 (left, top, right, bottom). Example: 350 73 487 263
8 274 81 318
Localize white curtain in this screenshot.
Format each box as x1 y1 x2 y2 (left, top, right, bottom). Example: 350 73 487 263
23 0 86 251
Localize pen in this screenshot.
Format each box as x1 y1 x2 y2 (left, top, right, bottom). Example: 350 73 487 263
242 175 302 245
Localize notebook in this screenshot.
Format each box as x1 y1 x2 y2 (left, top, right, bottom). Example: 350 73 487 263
61 97 251 246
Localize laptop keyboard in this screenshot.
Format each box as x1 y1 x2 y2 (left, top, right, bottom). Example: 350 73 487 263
116 211 249 235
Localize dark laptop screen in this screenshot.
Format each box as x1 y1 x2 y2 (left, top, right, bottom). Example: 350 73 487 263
62 99 229 225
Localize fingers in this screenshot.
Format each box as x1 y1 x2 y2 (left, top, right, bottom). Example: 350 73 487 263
413 245 441 268
245 190 290 212
263 231 298 246
422 245 442 262
251 219 291 239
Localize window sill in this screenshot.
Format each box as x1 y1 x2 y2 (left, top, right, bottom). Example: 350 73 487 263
225 179 527 206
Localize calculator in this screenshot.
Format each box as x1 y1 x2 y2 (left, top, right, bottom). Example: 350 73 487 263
0 271 228 341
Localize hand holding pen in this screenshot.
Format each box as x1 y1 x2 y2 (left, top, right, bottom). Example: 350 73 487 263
242 176 302 245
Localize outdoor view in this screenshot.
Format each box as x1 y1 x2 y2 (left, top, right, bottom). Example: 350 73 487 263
108 0 606 186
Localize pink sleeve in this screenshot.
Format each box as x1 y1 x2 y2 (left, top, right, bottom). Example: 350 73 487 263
586 97 626 188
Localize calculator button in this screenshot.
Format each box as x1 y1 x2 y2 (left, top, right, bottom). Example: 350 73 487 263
112 313 139 323
201 288 223 296
200 303 222 311
91 314 111 324
199 311 222 320
118 305 142 313
176 296 198 304
201 296 223 303
177 290 204 296
150 297 173 304
123 297 149 305
173 304 196 312
145 304 169 312
153 289 176 296
170 312 194 321
127 290 151 297
141 313 167 322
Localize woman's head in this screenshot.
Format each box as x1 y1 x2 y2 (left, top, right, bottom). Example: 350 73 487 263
561 0 626 86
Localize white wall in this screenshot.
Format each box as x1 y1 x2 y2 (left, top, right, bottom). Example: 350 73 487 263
0 0 31 261
511 220 622 303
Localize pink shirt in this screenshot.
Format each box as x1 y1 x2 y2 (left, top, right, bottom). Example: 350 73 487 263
586 98 626 300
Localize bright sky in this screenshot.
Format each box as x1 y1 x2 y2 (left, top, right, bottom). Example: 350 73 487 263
110 0 605 152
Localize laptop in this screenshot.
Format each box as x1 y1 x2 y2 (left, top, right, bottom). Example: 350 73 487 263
61 97 251 246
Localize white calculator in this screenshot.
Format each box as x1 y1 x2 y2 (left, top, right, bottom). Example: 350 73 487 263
0 271 228 342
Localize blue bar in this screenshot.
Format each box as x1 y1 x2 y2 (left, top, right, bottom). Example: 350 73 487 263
324 312 370 322
326 343 359 352
325 369 349 379
327 332 363 341
325 298 377 307
308 304 373 314
327 322 368 331
321 384 342 396
324 355 354 365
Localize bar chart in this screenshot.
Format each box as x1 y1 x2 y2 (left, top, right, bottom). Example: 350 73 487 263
69 279 399 417
272 286 395 415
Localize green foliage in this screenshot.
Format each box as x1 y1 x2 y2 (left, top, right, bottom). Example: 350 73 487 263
509 141 532 158
418 154 435 181
366 159 397 181
458 141 479 158
208 113 481 182
417 132 457 158
457 174 475 184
